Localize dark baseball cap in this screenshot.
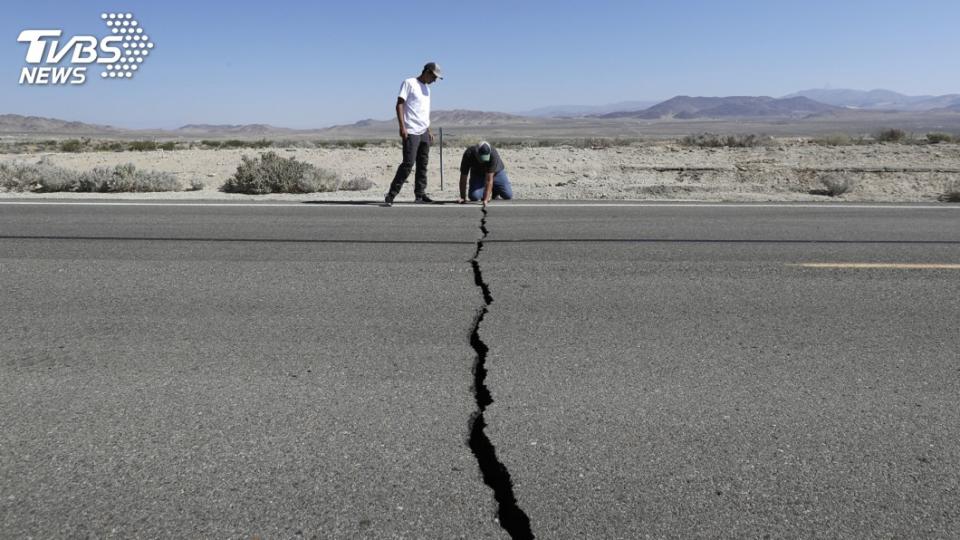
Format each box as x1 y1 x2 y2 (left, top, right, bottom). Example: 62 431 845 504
478 141 491 162
424 62 443 79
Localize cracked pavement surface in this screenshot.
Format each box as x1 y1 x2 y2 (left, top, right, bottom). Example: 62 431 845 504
2 201 960 538
0 203 502 538
468 207 534 539
481 204 960 538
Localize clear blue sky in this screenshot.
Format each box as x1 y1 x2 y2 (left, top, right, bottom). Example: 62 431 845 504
2 0 958 129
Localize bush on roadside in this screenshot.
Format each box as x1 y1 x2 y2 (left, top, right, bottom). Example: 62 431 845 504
875 128 908 143
77 163 180 192
679 133 772 148
926 132 953 144
819 174 855 197
0 159 181 192
221 151 339 194
939 179 960 202
339 176 374 191
0 159 76 191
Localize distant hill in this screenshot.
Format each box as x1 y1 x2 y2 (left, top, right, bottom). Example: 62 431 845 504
320 110 534 135
431 109 532 125
176 124 297 135
945 100 960 112
519 101 659 118
785 88 960 111
0 114 123 134
599 96 839 119
911 95 960 110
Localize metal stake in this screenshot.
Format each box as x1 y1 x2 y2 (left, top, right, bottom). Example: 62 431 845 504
439 127 444 191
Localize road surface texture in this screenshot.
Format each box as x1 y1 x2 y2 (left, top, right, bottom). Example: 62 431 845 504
1 200 959 538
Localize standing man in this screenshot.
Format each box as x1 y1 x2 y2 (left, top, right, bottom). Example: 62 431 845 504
458 141 514 207
385 62 442 206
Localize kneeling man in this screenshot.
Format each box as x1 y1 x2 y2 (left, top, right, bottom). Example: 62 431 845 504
458 141 514 206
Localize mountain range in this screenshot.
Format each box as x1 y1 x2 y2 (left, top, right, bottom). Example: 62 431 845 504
518 101 659 118
545 89 960 118
0 114 121 134
3 89 959 136
785 89 960 111
597 96 839 119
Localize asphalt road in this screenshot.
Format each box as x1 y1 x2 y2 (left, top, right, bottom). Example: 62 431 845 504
1 201 959 538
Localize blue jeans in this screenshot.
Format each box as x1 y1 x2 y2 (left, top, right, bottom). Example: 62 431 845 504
468 170 513 201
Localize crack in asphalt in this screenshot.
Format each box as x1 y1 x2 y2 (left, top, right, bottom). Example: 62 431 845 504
467 207 535 540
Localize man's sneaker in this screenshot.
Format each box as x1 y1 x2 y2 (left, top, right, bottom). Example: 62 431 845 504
384 194 394 207
414 194 435 203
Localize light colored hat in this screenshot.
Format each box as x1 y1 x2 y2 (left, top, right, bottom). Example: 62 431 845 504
423 62 443 79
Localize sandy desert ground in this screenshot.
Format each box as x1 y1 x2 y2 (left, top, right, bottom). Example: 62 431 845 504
2 141 959 202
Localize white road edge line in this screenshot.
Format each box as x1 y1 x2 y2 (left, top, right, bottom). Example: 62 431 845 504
792 263 960 269
0 201 958 210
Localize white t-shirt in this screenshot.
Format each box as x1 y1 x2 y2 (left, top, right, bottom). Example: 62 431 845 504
398 77 430 135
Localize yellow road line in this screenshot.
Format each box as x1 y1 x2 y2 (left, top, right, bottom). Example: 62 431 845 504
793 263 960 269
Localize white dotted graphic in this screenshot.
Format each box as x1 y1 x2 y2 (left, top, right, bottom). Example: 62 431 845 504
100 12 154 80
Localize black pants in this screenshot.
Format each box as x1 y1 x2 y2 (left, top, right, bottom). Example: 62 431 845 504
388 133 430 197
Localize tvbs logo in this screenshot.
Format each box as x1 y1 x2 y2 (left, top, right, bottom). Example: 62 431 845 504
18 13 155 85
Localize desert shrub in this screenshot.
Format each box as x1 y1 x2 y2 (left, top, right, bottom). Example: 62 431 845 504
926 132 953 144
0 159 78 191
159 141 177 151
875 128 908 143
201 140 222 148
59 139 84 152
93 141 126 152
340 176 374 191
939 179 960 202
128 140 158 151
310 139 408 149
221 151 339 194
217 139 272 149
0 160 179 192
76 163 180 192
813 134 855 146
679 133 771 148
490 137 642 149
188 177 205 191
819 174 855 197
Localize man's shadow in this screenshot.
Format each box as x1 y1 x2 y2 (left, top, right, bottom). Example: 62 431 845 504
302 200 455 206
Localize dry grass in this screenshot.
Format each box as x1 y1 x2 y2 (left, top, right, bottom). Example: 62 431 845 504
679 133 772 148
875 128 909 143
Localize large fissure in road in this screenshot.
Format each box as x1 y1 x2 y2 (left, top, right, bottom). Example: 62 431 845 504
467 207 535 539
